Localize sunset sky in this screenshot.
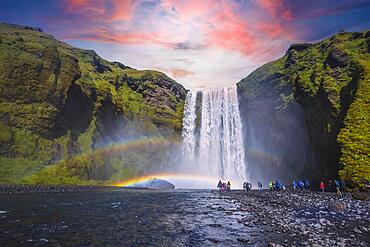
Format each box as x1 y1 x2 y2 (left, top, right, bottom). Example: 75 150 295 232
1 0 369 89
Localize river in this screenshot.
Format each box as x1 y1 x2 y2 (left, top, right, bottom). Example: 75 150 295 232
0 189 269 246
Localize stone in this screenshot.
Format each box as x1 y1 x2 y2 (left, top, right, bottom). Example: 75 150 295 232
236 237 249 243
328 202 347 213
268 242 285 247
353 227 362 234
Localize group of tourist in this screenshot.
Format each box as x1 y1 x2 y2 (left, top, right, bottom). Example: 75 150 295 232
217 180 231 192
242 182 252 191
319 179 346 196
292 180 310 191
269 180 286 191
216 178 351 196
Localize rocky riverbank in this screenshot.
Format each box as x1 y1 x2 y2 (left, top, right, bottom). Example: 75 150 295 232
0 184 118 194
224 190 370 246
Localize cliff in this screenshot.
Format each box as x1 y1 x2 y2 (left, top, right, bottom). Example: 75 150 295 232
0 23 187 184
237 30 369 188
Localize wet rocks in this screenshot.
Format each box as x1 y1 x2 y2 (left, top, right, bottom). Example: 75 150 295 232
328 201 347 213
0 184 116 194
226 190 370 246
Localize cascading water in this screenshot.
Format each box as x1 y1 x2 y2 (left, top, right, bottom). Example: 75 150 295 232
181 86 247 187
181 91 197 161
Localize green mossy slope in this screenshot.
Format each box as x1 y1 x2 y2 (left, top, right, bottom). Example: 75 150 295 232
238 31 369 188
0 23 186 184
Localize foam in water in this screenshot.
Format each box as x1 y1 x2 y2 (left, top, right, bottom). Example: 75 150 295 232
181 86 247 187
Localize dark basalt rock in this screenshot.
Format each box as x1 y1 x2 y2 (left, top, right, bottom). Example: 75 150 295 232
92 52 112 73
287 43 312 53
325 48 349 68
113 61 132 70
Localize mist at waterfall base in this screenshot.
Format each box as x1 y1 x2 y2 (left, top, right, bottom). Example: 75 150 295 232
177 87 248 189
91 85 314 190
238 85 316 187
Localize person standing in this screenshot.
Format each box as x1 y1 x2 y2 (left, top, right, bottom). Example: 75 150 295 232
293 180 297 191
258 181 263 191
227 181 231 192
305 180 310 191
320 180 325 192
247 183 252 191
340 179 346 196
217 180 223 191
269 181 273 191
335 179 342 196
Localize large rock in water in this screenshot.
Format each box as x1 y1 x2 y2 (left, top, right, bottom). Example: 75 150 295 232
0 23 187 184
141 178 175 190
237 30 370 188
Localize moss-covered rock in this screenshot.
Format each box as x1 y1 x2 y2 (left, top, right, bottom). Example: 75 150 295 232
237 30 369 188
0 23 187 184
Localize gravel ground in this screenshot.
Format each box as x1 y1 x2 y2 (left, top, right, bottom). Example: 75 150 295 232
0 184 117 194
225 190 370 246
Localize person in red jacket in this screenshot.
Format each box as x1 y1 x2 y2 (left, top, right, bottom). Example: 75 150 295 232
320 180 325 192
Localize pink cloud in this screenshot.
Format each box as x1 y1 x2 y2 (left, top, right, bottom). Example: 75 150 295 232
57 0 299 63
64 0 136 21
171 68 194 78
257 0 292 20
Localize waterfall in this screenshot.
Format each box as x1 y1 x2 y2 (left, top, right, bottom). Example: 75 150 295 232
181 91 197 161
181 86 247 186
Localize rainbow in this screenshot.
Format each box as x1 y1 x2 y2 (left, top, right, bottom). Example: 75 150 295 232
247 148 279 162
114 173 219 187
94 137 171 157
54 136 171 164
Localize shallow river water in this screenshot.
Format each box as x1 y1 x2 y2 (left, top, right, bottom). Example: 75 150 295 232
0 189 270 247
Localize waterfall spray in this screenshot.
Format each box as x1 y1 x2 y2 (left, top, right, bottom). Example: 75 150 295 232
181 87 247 187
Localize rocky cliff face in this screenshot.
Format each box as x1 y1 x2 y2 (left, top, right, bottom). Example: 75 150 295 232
0 23 187 184
237 31 369 188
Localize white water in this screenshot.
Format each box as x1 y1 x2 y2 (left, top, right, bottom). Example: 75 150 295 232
181 91 197 161
181 86 247 187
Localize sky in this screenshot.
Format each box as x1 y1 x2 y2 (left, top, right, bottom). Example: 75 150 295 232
1 0 369 89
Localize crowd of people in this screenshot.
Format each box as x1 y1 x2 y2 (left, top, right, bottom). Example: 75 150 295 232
216 178 352 196
217 180 231 192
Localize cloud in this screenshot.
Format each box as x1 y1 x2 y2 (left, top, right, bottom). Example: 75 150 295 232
169 68 194 78
21 0 368 88
64 0 136 21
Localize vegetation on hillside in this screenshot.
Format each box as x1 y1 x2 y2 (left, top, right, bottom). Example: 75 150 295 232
238 30 369 188
0 23 186 185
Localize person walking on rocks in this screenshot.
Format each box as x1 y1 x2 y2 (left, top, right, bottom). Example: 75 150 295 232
247 183 252 191
221 182 226 192
305 180 310 191
320 180 325 192
335 179 342 196
227 181 231 192
340 179 346 196
258 181 263 191
243 182 247 191
217 180 223 192
298 180 304 191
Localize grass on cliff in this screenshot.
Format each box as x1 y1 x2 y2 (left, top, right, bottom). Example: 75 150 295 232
237 30 370 188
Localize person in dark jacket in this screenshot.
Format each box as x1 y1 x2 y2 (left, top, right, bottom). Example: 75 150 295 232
258 181 263 191
335 179 342 196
